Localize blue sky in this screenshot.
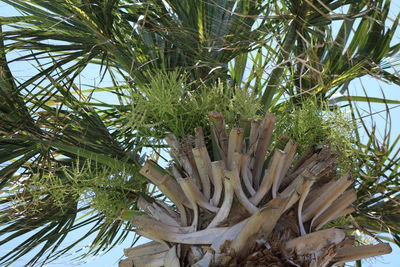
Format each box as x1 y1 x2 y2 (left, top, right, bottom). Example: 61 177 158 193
0 1 399 266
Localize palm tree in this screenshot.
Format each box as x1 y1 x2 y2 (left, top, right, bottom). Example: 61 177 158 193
0 0 399 265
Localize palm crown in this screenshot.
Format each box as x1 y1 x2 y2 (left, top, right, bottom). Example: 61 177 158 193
0 0 399 265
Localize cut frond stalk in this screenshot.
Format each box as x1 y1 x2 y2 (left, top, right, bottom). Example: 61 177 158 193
210 161 224 206
192 147 212 199
123 241 168 259
226 155 258 214
284 228 345 255
333 243 392 264
253 113 276 188
302 174 353 223
241 154 256 196
140 161 190 208
227 128 244 170
137 196 180 227
209 111 228 162
314 189 357 230
177 177 219 213
270 149 288 198
208 178 234 229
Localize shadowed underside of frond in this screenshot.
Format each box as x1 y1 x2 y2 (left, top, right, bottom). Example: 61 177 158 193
120 112 391 267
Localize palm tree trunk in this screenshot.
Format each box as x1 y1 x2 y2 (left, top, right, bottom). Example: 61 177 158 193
121 112 391 267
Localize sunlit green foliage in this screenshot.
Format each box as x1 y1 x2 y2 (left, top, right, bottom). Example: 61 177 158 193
274 99 360 174
127 70 261 138
11 161 139 221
